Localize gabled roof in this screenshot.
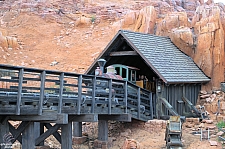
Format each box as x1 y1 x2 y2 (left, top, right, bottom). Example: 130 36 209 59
86 30 210 84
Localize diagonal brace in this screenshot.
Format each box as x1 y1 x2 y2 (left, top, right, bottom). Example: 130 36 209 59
35 123 61 146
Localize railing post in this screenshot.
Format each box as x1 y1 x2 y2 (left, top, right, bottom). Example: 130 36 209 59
58 73 64 114
124 81 128 113
91 76 96 113
38 71 46 115
77 75 82 115
137 88 140 119
149 92 153 120
108 79 112 115
16 68 24 115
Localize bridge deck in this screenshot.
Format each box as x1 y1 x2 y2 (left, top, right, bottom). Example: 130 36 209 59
0 64 153 122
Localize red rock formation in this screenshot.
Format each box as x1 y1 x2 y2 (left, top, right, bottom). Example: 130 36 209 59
156 12 190 36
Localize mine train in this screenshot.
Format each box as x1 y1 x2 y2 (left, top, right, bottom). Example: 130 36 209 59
94 59 156 92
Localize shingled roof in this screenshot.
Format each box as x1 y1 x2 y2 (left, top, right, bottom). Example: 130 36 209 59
87 30 210 84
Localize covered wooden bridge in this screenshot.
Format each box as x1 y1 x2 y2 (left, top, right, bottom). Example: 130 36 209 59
0 64 153 149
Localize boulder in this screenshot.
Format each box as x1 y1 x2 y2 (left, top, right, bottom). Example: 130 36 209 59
156 12 189 37
169 27 194 57
0 34 8 49
134 6 156 34
122 139 141 149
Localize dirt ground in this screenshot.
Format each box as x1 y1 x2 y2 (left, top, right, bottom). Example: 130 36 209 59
0 0 224 149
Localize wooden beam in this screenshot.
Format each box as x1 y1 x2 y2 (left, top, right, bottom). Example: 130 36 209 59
109 51 138 56
22 122 35 149
69 114 98 122
98 114 131 122
35 124 61 146
73 122 82 137
98 120 108 141
61 121 72 149
8 113 68 124
44 123 61 143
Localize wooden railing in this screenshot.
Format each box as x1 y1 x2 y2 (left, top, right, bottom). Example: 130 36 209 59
0 64 153 121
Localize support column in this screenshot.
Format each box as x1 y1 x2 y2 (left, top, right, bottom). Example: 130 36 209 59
22 122 35 149
98 120 108 141
0 118 9 149
61 121 72 149
73 122 82 137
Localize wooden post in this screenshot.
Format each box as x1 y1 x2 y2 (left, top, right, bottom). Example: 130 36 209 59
0 118 9 149
73 122 82 137
16 68 24 115
22 122 35 149
77 75 82 115
91 76 96 113
58 73 64 114
108 79 112 114
98 120 108 141
149 92 153 120
124 81 128 113
38 71 46 115
137 88 141 119
61 121 72 149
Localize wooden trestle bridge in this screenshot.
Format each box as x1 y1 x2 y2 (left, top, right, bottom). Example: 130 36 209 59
0 64 154 149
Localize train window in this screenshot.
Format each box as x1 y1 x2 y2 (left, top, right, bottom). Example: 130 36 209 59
122 68 127 79
128 69 131 81
115 67 120 75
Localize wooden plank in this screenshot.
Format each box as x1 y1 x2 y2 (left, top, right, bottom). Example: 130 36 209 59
69 114 98 122
77 75 82 114
61 121 72 149
91 76 96 113
35 124 61 145
109 51 138 56
22 122 35 149
58 72 64 114
98 114 131 122
108 79 112 114
38 71 46 115
44 123 61 143
0 78 27 83
16 68 24 115
124 81 128 113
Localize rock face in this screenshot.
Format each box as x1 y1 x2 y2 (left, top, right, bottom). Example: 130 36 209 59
156 12 190 36
169 5 225 90
114 1 225 91
192 5 224 90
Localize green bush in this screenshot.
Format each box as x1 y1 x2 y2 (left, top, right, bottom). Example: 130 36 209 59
216 120 225 129
91 15 96 23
